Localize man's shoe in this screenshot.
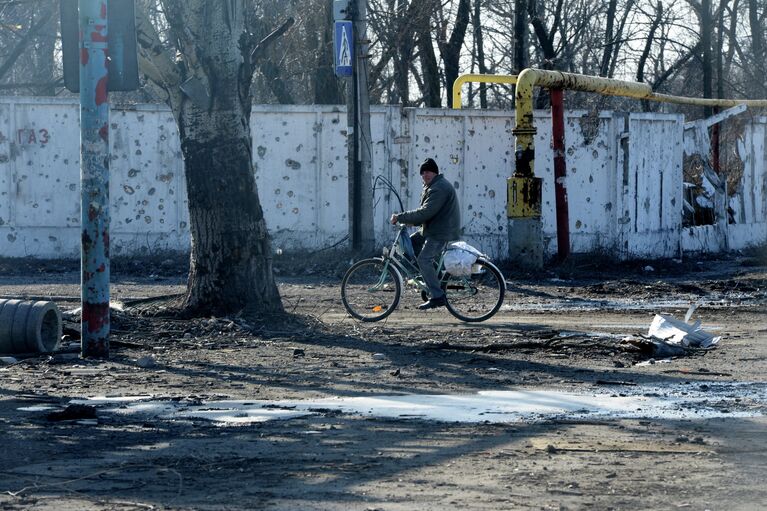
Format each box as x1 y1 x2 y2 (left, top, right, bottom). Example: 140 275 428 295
417 296 447 310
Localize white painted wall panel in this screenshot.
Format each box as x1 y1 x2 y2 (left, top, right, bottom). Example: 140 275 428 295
682 225 719 253
410 110 464 207
370 107 401 242
0 103 10 228
749 122 766 224
13 103 80 228
1 98 765 261
253 109 319 239
109 107 189 255
546 112 615 253
724 119 767 251
462 113 513 255
626 113 684 258
729 223 767 249
316 109 351 243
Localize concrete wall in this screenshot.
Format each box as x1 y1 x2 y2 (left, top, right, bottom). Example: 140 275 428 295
1 97 765 260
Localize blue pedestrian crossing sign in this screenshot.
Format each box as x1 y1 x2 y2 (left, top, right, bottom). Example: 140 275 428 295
334 21 353 77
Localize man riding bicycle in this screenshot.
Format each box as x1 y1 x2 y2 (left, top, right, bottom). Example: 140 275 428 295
389 158 461 310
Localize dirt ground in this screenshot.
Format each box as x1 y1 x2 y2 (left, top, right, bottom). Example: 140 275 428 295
1 250 766 510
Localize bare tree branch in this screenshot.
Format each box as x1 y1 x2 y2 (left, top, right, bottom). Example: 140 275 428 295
0 4 53 83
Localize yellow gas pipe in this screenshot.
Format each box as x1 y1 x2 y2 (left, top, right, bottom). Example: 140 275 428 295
451 74 518 109
452 69 767 218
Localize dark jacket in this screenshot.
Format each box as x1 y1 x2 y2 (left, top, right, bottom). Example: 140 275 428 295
397 174 461 241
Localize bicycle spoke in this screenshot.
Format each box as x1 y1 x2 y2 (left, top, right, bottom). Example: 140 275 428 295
341 259 401 321
444 260 505 322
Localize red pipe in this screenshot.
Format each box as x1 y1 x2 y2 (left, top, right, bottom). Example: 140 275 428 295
711 107 721 173
551 88 570 261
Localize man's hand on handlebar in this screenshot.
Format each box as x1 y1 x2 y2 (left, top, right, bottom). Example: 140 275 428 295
390 214 399 225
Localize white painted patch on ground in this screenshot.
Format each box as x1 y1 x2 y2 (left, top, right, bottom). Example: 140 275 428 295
16 405 56 412
59 382 767 426
501 296 765 312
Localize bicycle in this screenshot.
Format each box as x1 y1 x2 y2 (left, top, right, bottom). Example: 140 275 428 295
340 175 505 322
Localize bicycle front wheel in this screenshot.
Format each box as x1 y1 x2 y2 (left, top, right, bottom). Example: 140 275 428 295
341 258 402 321
444 259 505 322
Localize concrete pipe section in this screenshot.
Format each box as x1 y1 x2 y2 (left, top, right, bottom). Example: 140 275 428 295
0 299 62 355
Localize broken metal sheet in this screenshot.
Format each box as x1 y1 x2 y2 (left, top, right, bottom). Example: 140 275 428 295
648 311 721 349
683 104 747 131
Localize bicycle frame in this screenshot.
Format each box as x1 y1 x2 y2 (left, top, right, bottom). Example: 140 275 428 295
341 224 503 322
380 225 470 298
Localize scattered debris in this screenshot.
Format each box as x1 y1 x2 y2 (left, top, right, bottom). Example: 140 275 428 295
648 311 721 349
635 358 674 366
624 305 723 362
136 356 157 368
595 380 637 386
645 340 689 359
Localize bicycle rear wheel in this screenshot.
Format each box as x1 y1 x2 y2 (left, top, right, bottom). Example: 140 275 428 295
444 259 505 322
341 258 402 321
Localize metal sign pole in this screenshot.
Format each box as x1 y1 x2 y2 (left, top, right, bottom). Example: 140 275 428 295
79 0 110 358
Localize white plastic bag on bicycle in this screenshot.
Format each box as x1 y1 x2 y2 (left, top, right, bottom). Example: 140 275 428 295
443 241 483 276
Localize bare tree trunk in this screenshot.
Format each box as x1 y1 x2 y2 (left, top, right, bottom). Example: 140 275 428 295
314 0 343 104
748 0 765 96
472 0 487 108
416 1 441 107
637 1 663 111
514 0 528 74
438 0 471 108
607 0 636 78
716 0 728 99
723 0 739 80
701 0 713 116
527 0 559 63
137 1 283 316
393 9 414 106
599 0 618 77
637 2 663 83
527 0 563 108
180 113 282 315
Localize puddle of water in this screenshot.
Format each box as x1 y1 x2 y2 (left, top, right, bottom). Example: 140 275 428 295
60 383 767 426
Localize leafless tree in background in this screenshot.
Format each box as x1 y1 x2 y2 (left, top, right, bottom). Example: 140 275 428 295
2 1 767 115
436 0 471 107
0 0 58 94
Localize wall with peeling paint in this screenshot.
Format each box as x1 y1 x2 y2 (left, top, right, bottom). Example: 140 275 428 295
681 114 767 254
0 97 765 261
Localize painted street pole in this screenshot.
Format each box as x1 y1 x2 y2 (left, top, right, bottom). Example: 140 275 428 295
79 0 110 358
352 0 374 254
336 1 373 253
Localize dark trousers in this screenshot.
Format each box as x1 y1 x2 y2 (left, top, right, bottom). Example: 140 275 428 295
410 232 447 299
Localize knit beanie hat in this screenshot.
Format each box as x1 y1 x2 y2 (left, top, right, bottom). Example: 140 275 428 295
419 158 439 174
